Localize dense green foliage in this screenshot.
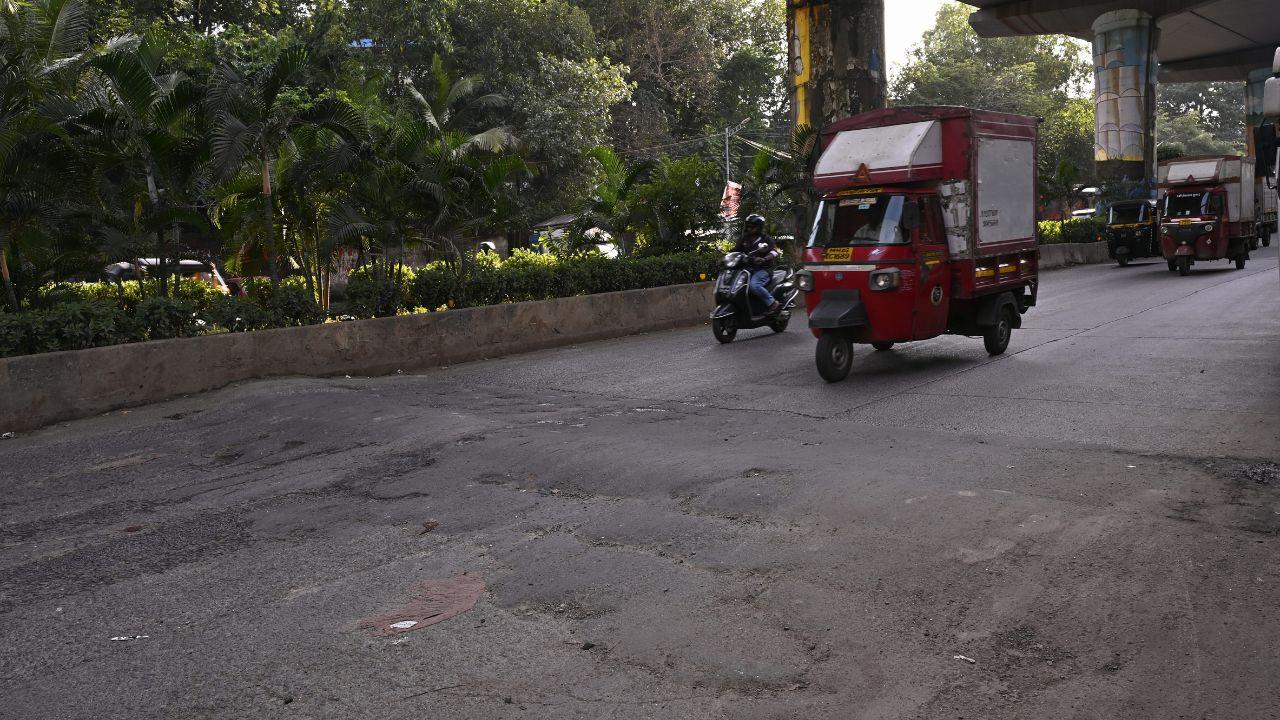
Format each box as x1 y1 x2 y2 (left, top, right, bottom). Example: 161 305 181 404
1037 218 1104 245
1 0 786 325
346 249 721 317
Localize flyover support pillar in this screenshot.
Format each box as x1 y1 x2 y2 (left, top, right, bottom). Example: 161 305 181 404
788 1 886 130
1091 9 1159 194
1246 66 1272 156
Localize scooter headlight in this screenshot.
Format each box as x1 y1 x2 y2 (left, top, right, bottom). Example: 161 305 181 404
796 270 814 292
868 268 901 292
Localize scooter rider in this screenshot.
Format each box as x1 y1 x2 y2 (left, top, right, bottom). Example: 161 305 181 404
736 214 781 315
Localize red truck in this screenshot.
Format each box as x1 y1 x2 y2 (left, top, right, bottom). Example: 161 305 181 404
1157 155 1256 275
797 106 1040 382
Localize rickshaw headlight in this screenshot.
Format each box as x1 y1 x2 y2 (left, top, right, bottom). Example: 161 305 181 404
796 271 814 292
868 269 901 292
1203 223 1214 233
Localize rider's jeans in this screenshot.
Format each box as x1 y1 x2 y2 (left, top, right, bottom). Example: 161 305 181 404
748 269 775 309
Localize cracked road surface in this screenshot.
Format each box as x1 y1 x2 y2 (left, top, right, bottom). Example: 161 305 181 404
2 247 1279 719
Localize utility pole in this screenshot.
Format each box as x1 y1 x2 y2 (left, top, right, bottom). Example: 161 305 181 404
724 126 732 188
787 1 887 130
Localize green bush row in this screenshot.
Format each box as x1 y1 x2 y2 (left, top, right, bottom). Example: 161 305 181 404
1038 217 1105 245
0 284 324 358
346 249 721 317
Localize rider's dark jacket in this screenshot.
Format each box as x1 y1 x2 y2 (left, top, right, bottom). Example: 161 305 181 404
735 233 778 269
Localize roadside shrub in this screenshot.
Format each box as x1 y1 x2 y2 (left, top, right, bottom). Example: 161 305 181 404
388 250 719 317
135 296 202 340
1039 218 1104 244
267 284 325 327
206 295 275 333
0 302 144 357
346 264 416 317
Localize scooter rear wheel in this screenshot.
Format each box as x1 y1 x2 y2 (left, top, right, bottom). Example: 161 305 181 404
712 316 737 344
769 314 789 333
816 333 853 383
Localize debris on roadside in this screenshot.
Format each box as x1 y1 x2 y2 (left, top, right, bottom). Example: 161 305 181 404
110 635 149 641
953 654 976 664
121 525 143 533
580 641 596 651
419 520 439 535
1 432 15 439
357 574 484 637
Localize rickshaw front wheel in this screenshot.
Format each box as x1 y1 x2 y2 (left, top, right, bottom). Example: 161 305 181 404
816 332 854 383
1177 256 1191 276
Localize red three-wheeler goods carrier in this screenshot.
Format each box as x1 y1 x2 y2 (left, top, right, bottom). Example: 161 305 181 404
797 106 1040 382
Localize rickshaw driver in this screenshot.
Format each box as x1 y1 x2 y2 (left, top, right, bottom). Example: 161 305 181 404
736 214 782 315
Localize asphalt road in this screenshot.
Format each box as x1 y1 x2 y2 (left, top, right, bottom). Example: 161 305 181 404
3 245 1279 720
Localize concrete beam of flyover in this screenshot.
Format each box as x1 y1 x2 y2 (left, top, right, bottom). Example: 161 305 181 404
964 0 1280 82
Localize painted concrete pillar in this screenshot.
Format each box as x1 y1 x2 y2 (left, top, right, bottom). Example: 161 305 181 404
1091 10 1159 190
788 0 886 130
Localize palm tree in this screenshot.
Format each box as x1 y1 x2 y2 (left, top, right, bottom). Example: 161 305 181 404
0 0 99 309
87 33 209 296
207 45 364 289
572 146 653 257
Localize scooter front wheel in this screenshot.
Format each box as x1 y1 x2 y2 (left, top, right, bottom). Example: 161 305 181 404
712 316 737 344
815 332 853 383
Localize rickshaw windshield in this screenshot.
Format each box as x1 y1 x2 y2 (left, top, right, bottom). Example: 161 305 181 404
808 195 908 247
1109 204 1145 224
1164 192 1221 218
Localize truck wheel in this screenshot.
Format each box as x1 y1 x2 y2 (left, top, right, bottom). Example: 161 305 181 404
1176 256 1191 276
815 333 853 383
712 316 737 344
871 341 895 351
1235 255 1247 270
983 307 1014 356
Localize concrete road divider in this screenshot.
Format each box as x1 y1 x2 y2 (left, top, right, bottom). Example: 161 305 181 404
0 282 714 432
1039 241 1110 269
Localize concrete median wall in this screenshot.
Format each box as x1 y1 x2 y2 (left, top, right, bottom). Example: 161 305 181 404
1039 241 1110 269
0 282 714 433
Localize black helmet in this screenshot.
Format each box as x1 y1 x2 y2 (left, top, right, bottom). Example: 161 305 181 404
744 214 765 230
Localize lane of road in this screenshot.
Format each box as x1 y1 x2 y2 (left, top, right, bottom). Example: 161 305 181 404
1 246 1277 719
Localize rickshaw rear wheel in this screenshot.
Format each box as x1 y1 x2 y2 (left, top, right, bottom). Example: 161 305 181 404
712 316 737 344
1116 256 1129 267
816 332 854 383
1176 256 1191 276
1235 255 1247 270
1166 259 1177 272
871 341 895 351
1264 234 1272 248
983 307 1014 356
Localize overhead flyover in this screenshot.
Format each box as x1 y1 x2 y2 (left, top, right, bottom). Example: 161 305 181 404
965 1 1280 185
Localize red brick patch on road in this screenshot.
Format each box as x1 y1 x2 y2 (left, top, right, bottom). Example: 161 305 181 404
357 574 485 637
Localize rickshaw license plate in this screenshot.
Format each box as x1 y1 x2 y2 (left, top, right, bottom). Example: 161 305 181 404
1178 219 1193 226
824 247 852 262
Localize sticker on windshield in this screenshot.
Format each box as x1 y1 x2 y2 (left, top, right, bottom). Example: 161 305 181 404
839 197 877 208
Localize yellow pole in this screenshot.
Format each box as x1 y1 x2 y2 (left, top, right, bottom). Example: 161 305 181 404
793 3 815 129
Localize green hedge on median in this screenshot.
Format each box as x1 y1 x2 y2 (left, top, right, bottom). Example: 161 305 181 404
1038 217 1105 244
346 249 721 317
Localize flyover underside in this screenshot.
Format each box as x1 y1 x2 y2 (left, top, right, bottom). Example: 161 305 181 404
966 0 1280 83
